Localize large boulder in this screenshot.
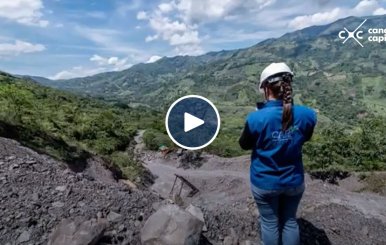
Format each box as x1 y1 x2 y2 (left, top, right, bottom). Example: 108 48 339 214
141 204 204 245
47 218 108 245
186 204 207 232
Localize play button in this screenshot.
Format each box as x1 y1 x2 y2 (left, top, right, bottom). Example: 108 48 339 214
165 95 221 150
184 113 204 132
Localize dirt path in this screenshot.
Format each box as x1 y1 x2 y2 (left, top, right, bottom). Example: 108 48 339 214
135 131 386 244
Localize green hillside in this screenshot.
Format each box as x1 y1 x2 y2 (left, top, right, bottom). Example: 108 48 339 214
0 72 168 182
22 15 386 171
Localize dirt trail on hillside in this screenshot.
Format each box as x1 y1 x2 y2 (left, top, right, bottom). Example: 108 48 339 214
136 133 386 244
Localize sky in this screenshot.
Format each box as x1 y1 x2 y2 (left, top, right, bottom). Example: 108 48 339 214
0 0 385 79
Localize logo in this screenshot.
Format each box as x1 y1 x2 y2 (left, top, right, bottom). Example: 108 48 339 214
339 19 367 47
338 19 386 47
271 126 299 142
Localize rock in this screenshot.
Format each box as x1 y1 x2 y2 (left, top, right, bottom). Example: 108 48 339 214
152 202 160 211
6 156 16 161
223 228 238 245
134 220 141 227
118 224 126 232
121 179 137 190
107 211 122 222
124 230 134 243
32 192 39 201
186 204 207 231
47 218 108 245
0 137 162 245
141 204 203 245
55 186 67 192
77 201 86 207
361 226 369 236
9 163 19 170
17 230 31 243
76 173 83 180
63 169 72 175
52 201 65 208
25 160 37 165
138 212 144 221
176 149 184 156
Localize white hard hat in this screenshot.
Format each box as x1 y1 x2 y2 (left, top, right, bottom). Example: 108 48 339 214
259 62 293 93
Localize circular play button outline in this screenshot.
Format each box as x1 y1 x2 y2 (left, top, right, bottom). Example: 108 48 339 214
165 95 221 150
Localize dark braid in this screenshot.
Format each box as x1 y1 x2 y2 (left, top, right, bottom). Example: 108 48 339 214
281 74 293 131
265 73 294 131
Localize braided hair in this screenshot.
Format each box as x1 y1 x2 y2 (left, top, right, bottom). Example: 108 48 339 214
264 73 293 131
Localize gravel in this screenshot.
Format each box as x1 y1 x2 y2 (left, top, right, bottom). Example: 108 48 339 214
0 137 162 245
2 135 386 245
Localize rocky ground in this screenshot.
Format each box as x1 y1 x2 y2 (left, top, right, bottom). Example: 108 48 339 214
0 137 163 245
140 149 386 245
1 134 386 245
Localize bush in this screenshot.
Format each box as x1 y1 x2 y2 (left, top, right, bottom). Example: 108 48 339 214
143 129 173 150
109 151 143 181
303 117 386 171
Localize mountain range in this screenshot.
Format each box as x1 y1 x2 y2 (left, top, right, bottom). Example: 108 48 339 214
4 14 386 166
28 15 386 125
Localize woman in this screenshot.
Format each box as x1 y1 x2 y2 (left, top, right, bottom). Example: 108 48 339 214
239 63 317 245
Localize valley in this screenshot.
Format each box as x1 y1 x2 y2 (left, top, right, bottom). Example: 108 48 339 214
0 13 386 245
22 16 386 172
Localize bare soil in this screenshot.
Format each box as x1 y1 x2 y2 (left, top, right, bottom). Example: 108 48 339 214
139 148 386 245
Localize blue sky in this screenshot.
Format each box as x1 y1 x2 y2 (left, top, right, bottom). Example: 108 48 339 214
0 0 385 79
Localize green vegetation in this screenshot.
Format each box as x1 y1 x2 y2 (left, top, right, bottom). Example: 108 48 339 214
143 129 173 151
11 15 386 173
304 117 386 171
0 72 161 181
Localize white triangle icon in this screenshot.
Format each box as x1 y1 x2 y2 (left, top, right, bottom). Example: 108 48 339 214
184 112 205 132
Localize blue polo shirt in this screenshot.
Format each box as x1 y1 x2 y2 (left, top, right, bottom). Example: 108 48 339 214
240 100 317 190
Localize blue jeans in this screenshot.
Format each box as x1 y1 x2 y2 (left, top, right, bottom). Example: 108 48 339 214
251 183 305 245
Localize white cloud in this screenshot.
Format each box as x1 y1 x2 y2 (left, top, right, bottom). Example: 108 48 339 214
289 8 341 29
175 0 276 23
144 12 202 47
0 0 49 27
90 54 132 70
353 0 379 15
0 40 45 57
374 7 386 15
158 3 174 13
137 8 202 55
137 11 148 20
169 30 201 45
145 35 159 42
146 55 162 63
137 0 276 55
50 55 132 80
289 0 386 30
49 66 106 80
